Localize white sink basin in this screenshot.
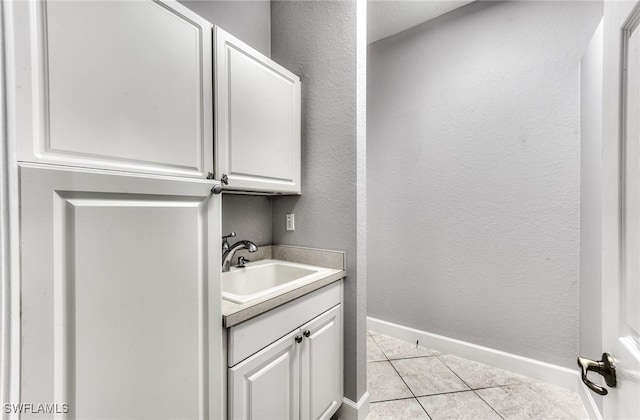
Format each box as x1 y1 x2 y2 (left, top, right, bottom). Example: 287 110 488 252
222 259 331 304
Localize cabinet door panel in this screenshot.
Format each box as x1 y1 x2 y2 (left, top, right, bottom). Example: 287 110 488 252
229 330 300 420
215 26 301 194
300 305 343 420
11 0 213 178
19 165 222 419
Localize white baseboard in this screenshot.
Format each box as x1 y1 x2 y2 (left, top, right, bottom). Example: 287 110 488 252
367 317 579 392
577 377 603 420
334 391 370 420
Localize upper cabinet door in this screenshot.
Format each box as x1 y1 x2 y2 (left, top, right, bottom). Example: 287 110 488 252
214 26 301 194
9 0 213 179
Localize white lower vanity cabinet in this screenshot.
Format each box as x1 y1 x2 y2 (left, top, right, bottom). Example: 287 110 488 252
227 281 343 420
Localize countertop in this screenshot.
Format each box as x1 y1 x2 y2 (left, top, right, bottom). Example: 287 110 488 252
222 245 346 328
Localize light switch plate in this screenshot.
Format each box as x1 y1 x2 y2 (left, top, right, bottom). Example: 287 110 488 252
286 213 295 231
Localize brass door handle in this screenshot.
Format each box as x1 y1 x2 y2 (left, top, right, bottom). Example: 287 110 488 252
577 353 617 396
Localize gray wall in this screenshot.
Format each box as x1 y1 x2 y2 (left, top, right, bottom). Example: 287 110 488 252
271 1 367 402
367 1 602 368
222 195 272 246
179 0 271 56
179 0 274 245
580 19 604 410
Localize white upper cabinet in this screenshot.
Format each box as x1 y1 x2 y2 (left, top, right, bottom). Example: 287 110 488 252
214 26 302 194
10 0 213 178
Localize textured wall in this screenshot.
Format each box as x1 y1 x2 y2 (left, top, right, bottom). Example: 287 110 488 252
222 195 272 247
179 0 271 56
179 0 274 247
367 1 602 368
271 1 367 401
580 19 604 410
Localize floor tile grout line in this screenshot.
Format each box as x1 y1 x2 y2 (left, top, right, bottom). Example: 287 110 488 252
414 388 487 399
386 354 440 362
436 354 506 420
471 389 506 420
371 333 482 419
369 396 417 404
367 355 440 364
373 382 559 403
370 333 440 363
386 359 433 420
368 334 586 420
368 333 391 362
414 397 433 419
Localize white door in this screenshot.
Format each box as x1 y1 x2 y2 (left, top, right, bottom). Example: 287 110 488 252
600 2 640 418
8 0 213 179
214 26 301 194
228 329 301 420
299 305 343 420
19 165 223 419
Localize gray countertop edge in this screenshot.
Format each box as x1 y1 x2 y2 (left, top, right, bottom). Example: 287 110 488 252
223 270 346 328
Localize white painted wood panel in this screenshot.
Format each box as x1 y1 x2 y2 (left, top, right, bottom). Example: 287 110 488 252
602 2 640 417
229 329 300 420
227 282 341 366
10 0 213 178
300 305 343 420
214 26 301 194
19 164 222 419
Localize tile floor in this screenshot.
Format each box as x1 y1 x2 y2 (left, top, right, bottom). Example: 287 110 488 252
367 330 587 420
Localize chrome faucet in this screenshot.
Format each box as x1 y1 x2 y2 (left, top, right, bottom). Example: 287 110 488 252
222 240 258 272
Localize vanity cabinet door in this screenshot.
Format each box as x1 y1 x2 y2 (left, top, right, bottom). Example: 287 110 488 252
214 26 301 194
10 0 213 179
19 165 223 419
229 330 301 420
300 305 343 420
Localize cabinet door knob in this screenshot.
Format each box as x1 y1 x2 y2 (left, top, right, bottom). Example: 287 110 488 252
303 330 310 338
211 184 222 194
295 335 303 344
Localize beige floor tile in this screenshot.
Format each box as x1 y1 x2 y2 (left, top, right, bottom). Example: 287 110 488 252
476 384 576 419
391 357 470 396
418 391 501 420
369 398 430 420
373 334 440 360
368 336 387 362
527 381 588 419
439 354 533 389
368 361 413 403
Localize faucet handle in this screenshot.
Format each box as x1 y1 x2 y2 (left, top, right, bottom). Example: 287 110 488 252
237 256 250 268
222 232 236 253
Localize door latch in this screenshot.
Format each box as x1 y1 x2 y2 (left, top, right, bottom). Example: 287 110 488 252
577 353 617 396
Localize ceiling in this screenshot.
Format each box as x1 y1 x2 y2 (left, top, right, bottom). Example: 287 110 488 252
367 0 473 44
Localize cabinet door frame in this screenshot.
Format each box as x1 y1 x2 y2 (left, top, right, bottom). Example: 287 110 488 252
214 26 301 194
7 0 214 179
299 304 343 420
19 163 223 419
